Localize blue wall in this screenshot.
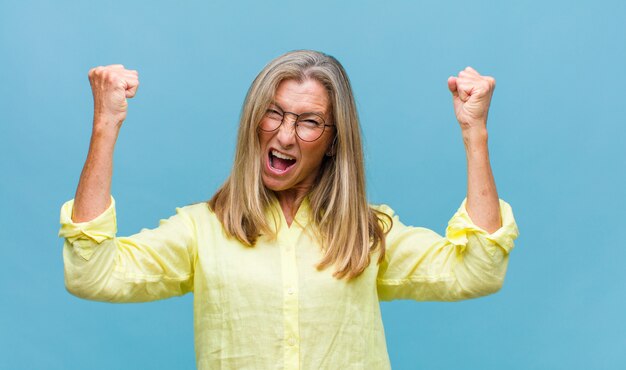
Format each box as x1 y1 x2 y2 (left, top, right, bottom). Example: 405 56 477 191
1 1 624 369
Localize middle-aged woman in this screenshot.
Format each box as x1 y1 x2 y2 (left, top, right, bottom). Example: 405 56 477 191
59 50 519 369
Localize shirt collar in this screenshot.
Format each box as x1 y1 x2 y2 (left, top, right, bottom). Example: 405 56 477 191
267 195 311 230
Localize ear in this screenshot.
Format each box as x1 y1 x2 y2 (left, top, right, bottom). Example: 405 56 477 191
325 135 337 157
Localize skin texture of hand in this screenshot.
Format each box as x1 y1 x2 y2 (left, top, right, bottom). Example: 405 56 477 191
72 65 139 222
448 67 501 233
447 66 495 133
88 64 139 136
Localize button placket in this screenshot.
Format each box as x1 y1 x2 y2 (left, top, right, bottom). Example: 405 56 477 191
279 227 300 369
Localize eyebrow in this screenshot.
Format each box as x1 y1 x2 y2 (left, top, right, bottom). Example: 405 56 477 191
270 101 326 118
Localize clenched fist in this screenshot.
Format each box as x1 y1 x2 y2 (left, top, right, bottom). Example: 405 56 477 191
88 64 139 131
447 67 495 132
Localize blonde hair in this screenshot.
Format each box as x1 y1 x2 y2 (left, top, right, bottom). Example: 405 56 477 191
209 50 391 280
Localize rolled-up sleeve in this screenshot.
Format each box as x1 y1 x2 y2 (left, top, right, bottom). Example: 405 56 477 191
376 199 519 302
58 197 197 303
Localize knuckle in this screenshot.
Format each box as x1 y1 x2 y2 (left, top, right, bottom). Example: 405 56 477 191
89 66 104 80
104 72 117 83
483 77 495 89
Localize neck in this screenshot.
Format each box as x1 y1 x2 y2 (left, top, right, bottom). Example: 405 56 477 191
275 187 309 226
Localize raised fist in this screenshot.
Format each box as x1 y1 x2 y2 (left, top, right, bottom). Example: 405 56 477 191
88 64 139 129
447 67 495 132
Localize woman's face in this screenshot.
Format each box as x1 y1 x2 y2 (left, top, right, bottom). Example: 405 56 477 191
259 78 335 195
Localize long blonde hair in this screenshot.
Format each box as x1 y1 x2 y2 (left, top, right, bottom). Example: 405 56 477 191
209 50 391 280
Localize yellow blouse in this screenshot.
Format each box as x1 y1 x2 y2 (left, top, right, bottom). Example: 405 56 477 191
58 197 518 369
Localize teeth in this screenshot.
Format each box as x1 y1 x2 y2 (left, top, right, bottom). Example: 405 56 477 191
271 150 295 160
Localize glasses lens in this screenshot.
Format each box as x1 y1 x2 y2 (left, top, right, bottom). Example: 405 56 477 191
259 109 283 131
296 113 325 141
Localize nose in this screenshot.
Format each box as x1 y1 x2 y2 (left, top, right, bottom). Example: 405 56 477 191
275 114 297 147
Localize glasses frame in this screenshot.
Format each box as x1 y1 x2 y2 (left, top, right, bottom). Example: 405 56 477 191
259 108 334 142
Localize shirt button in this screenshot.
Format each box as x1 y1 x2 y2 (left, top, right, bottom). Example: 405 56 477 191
287 287 295 295
287 337 296 346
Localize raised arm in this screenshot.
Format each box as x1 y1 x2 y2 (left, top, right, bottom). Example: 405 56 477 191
447 67 500 233
376 69 519 302
60 66 196 303
73 65 139 222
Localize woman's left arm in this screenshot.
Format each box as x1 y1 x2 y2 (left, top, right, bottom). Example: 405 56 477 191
448 67 500 233
376 71 518 302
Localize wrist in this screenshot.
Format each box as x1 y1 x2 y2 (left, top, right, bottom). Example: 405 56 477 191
92 116 121 142
462 126 488 151
91 130 119 153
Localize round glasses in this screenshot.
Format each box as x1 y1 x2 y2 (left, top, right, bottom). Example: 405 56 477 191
258 107 334 142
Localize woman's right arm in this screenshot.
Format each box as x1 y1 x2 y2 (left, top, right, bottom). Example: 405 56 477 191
60 66 196 303
73 65 139 222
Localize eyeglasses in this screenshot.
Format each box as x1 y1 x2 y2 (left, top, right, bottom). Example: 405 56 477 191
258 106 334 142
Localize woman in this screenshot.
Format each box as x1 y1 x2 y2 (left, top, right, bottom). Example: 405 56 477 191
59 50 519 369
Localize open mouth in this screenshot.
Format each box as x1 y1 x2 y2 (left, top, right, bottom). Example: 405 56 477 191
269 149 296 172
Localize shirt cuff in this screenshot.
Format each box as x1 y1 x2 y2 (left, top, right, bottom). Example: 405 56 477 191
58 196 117 245
445 198 519 255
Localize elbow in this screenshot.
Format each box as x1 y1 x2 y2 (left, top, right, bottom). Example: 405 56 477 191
63 264 120 302
452 245 510 300
480 277 505 297
446 268 506 301
62 240 120 302
64 272 102 301
65 277 87 299
64 274 125 302
457 276 505 300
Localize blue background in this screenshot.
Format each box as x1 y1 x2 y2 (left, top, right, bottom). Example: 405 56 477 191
1 0 625 369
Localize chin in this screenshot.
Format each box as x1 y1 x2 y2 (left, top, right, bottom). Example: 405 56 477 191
261 175 288 192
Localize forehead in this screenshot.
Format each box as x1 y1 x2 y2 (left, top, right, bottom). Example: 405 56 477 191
273 79 329 115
